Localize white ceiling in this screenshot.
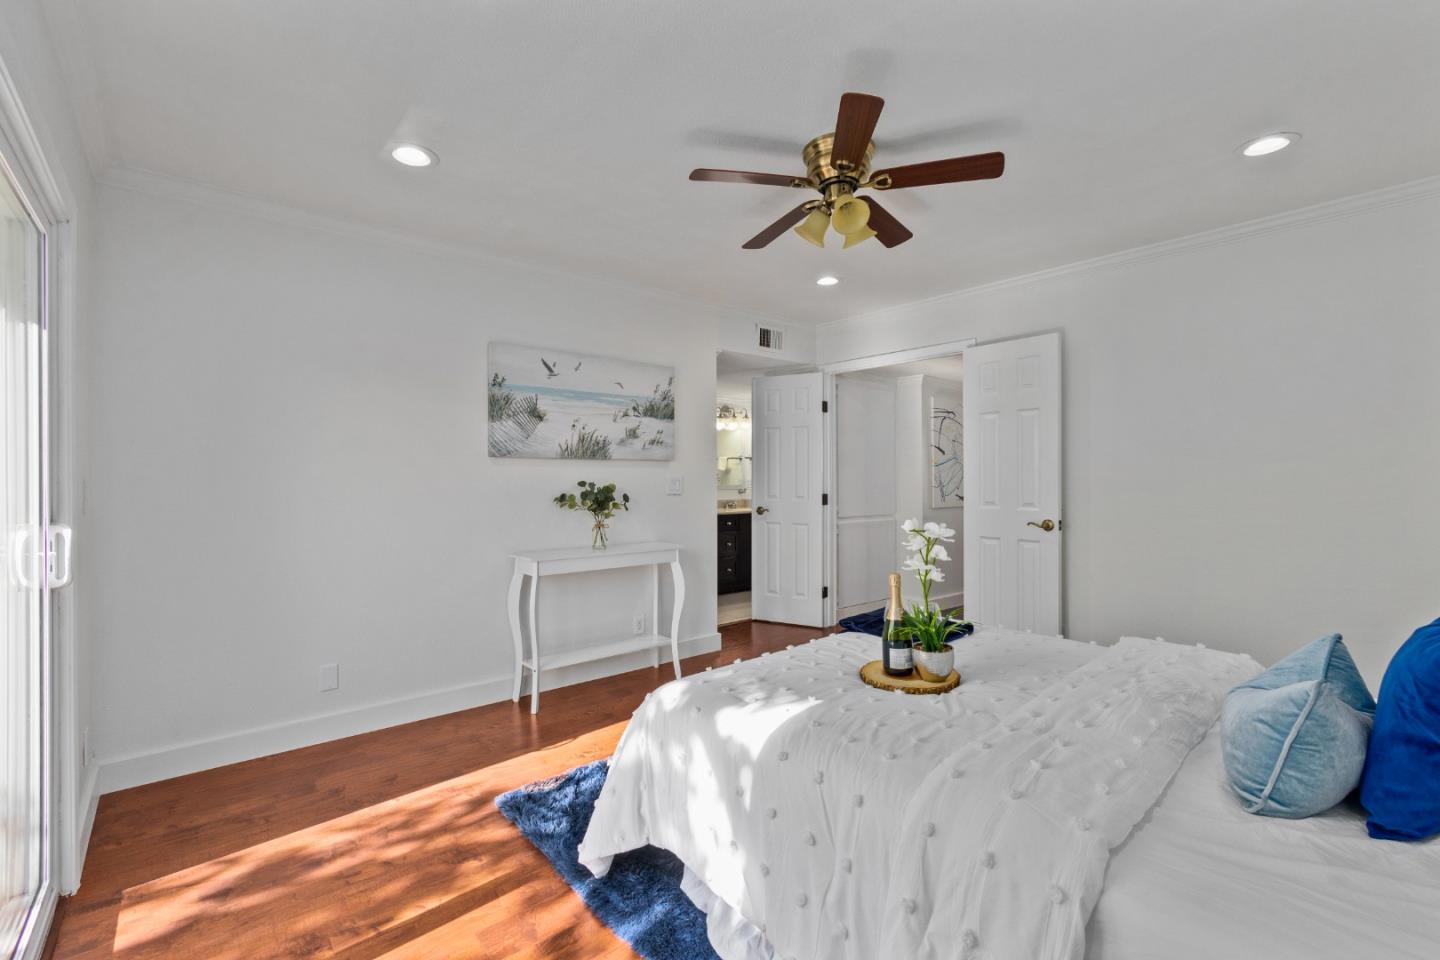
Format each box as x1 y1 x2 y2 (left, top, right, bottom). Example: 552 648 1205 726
715 350 795 401
53 1 1440 324
851 356 965 382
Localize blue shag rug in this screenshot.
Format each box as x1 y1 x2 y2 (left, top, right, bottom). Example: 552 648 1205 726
495 760 720 960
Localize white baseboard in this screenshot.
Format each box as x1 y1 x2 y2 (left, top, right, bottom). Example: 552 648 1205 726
842 590 964 622
931 589 964 613
69 762 100 892
97 632 721 795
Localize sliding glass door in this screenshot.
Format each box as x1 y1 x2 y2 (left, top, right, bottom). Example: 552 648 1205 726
0 153 46 959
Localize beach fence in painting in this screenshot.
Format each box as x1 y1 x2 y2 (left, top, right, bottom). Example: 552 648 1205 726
487 343 676 461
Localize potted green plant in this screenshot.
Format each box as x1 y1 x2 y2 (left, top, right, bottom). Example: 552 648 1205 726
894 518 974 681
554 481 630 549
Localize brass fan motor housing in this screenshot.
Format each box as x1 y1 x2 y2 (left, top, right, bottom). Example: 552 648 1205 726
802 134 876 205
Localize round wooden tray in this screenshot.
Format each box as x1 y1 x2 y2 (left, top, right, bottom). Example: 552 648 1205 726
859 659 961 694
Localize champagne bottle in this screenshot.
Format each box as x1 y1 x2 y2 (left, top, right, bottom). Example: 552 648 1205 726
882 572 913 677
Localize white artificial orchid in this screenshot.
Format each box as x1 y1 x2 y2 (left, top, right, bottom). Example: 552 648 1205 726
900 516 955 613
895 517 970 654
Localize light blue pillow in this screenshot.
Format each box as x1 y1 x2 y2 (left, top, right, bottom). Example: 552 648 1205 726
1221 634 1376 818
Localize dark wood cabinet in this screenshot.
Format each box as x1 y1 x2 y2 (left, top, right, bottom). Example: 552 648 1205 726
717 512 751 595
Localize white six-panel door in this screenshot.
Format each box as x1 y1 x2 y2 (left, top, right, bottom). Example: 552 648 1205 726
750 372 826 627
963 334 1062 634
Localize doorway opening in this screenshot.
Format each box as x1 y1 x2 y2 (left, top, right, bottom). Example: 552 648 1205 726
714 350 793 626
833 353 965 623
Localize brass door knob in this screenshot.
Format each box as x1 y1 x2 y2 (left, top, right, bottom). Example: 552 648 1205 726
755 506 769 515
1026 518 1057 532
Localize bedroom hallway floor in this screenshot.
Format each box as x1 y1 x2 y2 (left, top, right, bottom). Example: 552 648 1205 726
49 620 833 960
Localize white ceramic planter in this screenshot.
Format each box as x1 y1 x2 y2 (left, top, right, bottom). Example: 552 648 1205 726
913 644 955 683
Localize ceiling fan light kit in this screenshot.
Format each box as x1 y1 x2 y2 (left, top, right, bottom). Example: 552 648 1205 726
794 208 830 247
690 92 1005 250
843 225 877 249
830 193 871 236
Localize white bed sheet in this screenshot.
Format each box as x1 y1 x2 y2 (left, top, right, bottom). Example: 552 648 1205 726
583 629 1440 959
1088 724 1440 960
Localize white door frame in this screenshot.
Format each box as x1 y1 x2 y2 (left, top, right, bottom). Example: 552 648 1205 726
0 47 83 958
819 339 976 626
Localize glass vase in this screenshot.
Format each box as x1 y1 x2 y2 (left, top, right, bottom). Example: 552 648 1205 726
591 518 609 550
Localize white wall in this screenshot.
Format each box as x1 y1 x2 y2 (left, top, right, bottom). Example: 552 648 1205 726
893 375 925 606
87 178 799 790
921 375 963 602
0 0 99 891
820 183 1440 685
835 375 896 613
896 375 963 609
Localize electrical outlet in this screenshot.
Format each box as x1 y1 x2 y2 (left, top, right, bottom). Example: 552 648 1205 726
667 477 684 496
633 614 646 635
319 663 340 691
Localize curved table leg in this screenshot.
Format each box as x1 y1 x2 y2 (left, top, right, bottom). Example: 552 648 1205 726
529 574 541 713
669 558 685 680
650 564 661 668
507 565 525 702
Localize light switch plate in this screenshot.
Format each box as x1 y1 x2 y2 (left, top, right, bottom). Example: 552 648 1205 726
667 477 684 496
319 663 339 691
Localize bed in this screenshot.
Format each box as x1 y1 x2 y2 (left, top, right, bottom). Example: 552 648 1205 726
577 629 1440 959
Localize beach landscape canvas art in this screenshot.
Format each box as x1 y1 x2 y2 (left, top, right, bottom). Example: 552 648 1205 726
487 343 676 460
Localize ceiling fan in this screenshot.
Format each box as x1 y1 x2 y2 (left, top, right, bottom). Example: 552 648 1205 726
690 92 1004 250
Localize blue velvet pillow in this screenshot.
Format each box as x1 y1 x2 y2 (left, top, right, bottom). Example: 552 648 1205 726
1221 634 1376 818
1360 618 1440 841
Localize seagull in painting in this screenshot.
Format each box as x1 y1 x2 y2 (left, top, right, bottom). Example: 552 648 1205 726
574 361 583 372
540 357 559 379
613 381 625 390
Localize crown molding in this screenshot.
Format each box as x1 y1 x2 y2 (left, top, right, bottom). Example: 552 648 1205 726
821 173 1440 334
96 164 807 332
0 39 70 224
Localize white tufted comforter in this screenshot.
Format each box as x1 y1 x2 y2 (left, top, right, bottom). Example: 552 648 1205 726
577 630 1261 960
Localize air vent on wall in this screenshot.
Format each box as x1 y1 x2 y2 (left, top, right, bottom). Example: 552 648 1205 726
757 325 784 351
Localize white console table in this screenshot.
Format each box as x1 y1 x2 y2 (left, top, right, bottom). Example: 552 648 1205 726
507 541 686 714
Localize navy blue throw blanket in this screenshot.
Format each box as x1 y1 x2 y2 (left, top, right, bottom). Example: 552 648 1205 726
837 606 886 635
496 760 720 960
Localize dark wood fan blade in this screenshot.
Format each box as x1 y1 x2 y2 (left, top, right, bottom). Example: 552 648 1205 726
862 197 913 248
742 203 813 249
872 151 1005 189
831 93 884 170
690 168 809 187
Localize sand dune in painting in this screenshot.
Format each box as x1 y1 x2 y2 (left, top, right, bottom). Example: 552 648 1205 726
487 343 675 460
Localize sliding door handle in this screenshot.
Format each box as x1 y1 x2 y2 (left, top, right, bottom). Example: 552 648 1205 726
48 525 73 588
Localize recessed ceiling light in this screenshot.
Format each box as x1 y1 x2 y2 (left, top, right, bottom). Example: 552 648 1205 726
816 275 840 287
1240 132 1300 158
390 143 437 167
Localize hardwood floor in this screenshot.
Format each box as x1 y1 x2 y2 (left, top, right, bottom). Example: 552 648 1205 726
51 620 834 960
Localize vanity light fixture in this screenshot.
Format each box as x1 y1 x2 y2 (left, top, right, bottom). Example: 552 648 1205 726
716 404 750 431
